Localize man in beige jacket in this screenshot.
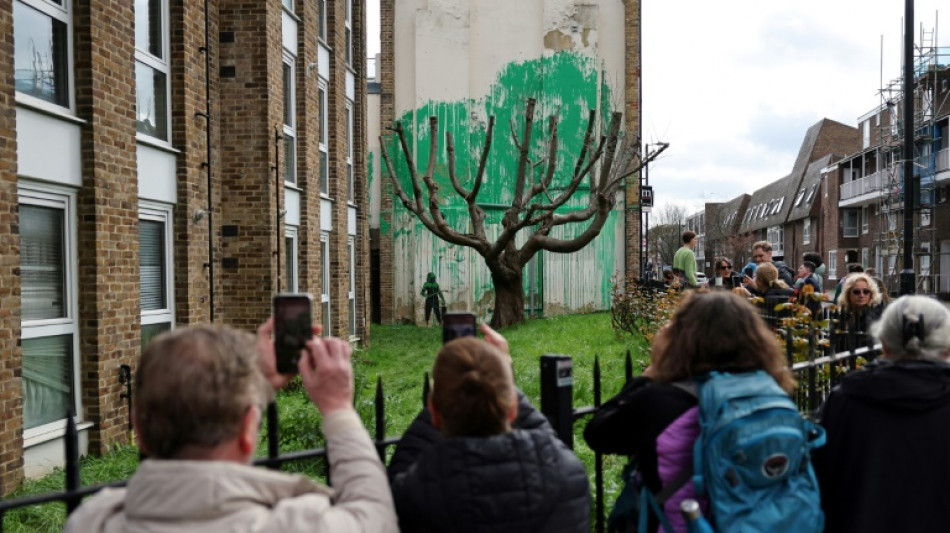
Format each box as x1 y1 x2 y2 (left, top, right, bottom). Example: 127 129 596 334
65 320 397 532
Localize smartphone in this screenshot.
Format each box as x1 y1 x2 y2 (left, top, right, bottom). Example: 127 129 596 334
273 293 314 374
442 312 477 344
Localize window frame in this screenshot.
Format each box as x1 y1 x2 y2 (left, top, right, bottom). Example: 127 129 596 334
803 218 811 245
139 202 175 331
319 79 330 196
843 209 860 238
134 0 171 144
321 232 331 336
19 182 82 439
318 0 327 43
14 0 75 113
827 250 838 280
346 99 354 203
282 52 297 186
348 237 356 338
284 226 299 292
861 206 869 234
344 0 353 66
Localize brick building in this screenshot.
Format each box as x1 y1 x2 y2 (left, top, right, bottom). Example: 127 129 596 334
1 0 368 492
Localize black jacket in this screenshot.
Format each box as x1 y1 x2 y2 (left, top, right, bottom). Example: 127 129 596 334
389 392 590 533
814 359 950 533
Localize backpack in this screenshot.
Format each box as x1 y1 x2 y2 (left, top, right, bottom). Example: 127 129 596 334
607 460 692 533
692 371 826 532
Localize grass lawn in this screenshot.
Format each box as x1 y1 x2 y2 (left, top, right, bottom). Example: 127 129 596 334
2 311 648 532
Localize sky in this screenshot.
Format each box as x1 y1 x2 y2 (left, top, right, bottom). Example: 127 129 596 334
365 1 948 217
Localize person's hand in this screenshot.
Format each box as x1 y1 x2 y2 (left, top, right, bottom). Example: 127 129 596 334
742 275 753 286
298 337 354 414
256 318 322 390
480 323 513 366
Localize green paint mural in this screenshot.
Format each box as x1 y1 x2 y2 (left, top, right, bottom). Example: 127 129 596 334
384 51 626 322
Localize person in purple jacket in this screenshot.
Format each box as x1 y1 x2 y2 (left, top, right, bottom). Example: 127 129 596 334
584 291 795 533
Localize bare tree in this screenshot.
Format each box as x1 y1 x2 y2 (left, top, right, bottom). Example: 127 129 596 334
705 206 752 268
647 204 688 269
381 98 662 328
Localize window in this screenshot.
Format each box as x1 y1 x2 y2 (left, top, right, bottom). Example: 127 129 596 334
14 0 71 108
827 250 838 280
922 209 931 227
140 205 174 353
803 218 811 245
345 0 353 66
861 248 869 269
346 101 354 202
319 81 329 195
20 186 79 432
861 206 869 234
282 0 293 10
843 210 859 238
135 0 170 140
284 227 298 292
282 55 297 185
767 225 783 256
348 237 356 338
318 0 327 41
321 233 330 335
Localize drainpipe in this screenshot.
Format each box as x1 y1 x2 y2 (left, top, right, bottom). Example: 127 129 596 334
275 127 282 292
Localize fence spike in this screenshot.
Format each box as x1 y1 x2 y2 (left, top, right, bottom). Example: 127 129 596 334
266 402 279 470
374 377 386 461
593 355 602 407
624 349 632 383
64 410 80 515
422 371 430 408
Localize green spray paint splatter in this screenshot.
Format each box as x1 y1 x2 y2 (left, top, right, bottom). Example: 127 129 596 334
386 51 623 312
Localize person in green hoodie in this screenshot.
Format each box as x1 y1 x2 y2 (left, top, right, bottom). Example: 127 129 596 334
421 272 446 326
672 230 698 288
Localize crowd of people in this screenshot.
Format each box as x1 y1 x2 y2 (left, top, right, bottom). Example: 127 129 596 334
63 233 948 532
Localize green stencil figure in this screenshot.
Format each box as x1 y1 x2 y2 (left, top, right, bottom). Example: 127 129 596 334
420 272 446 325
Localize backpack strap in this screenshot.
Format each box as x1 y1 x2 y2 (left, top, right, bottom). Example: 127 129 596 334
639 486 677 533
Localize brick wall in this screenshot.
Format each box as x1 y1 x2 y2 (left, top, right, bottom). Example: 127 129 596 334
0 0 22 495
171 0 217 326
216 0 282 331
378 0 395 323
73 0 141 454
623 0 642 281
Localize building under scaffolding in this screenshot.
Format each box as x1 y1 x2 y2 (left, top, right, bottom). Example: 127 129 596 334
837 23 950 295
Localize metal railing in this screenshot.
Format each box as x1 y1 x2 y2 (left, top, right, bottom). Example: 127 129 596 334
0 328 873 533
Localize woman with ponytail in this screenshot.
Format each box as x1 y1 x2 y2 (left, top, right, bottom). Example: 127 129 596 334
814 295 950 533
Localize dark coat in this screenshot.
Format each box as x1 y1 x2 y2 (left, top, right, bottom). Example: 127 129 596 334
389 392 590 533
814 359 950 533
833 304 884 354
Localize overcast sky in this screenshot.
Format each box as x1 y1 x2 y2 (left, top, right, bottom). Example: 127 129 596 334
366 1 948 216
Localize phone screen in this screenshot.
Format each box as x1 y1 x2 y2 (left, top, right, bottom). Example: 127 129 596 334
274 294 314 374
442 312 477 344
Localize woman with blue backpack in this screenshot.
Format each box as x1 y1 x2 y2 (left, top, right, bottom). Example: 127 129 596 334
584 291 824 533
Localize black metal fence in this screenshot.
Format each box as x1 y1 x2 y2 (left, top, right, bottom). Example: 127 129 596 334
0 327 873 533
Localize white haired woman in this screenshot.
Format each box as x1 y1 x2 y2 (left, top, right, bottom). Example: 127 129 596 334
834 272 884 353
814 295 950 533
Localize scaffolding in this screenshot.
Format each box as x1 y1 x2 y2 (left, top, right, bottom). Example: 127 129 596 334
873 19 950 295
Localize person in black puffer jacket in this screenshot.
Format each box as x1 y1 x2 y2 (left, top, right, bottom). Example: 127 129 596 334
388 326 590 533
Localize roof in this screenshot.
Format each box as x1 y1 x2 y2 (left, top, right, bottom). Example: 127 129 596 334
709 194 750 235
739 173 798 233
786 154 838 222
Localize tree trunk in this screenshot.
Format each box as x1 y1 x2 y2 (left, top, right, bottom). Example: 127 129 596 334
489 264 525 329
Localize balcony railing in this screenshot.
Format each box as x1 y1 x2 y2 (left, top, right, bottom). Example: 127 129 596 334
840 170 886 201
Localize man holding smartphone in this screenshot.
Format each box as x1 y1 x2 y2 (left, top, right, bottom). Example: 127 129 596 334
66 321 397 533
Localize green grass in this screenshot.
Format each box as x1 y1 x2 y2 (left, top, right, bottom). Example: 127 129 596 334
3 312 648 532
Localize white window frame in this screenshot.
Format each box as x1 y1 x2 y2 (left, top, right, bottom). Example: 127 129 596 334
767 225 783 256
318 0 327 42
319 79 330 196
803 218 811 245
284 226 299 292
282 52 297 185
861 206 869 234
139 202 175 332
19 183 82 441
828 250 838 280
345 0 353 66
843 210 859 238
346 100 354 203
321 232 331 335
134 0 171 144
14 0 75 113
348 237 356 338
